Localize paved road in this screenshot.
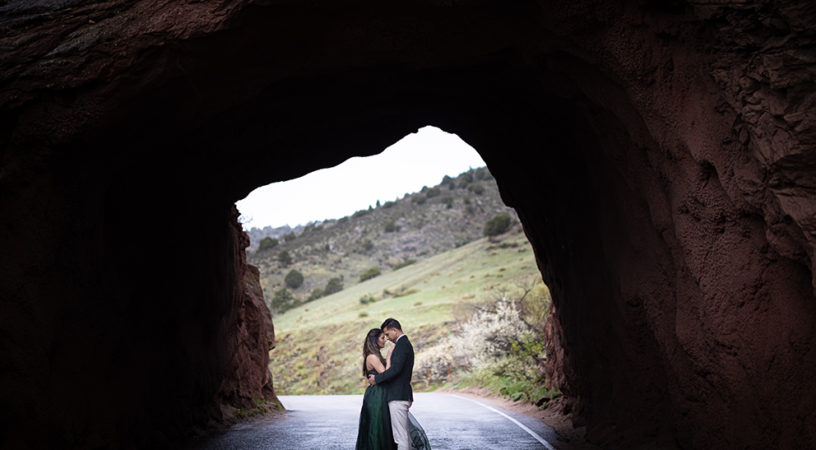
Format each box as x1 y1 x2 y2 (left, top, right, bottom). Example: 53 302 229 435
190 393 565 449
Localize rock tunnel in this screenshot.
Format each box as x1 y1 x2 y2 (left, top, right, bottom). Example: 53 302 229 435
1 0 815 448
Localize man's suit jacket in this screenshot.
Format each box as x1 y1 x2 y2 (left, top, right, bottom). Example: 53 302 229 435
374 335 414 402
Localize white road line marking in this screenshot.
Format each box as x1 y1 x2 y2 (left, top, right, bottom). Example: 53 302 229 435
451 395 556 450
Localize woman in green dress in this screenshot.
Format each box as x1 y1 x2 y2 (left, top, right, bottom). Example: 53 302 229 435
356 329 396 449
356 329 431 450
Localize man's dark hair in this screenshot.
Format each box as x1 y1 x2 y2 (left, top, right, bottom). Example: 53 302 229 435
381 318 402 331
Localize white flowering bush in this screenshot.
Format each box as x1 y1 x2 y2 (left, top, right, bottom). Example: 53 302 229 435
450 297 530 365
413 342 458 382
413 281 559 406
414 295 533 383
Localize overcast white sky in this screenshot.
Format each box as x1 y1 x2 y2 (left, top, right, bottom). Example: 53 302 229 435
237 126 486 229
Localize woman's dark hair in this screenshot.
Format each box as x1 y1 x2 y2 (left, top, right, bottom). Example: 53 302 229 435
362 328 386 376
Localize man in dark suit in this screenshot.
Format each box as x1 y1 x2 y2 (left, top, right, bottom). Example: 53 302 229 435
368 318 414 449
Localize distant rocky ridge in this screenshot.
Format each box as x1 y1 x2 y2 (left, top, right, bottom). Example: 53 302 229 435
245 224 294 251
245 167 518 307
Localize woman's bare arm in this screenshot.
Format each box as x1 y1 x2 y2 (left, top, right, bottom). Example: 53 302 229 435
366 354 387 373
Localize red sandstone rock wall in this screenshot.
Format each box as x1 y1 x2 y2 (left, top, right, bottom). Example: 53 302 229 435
218 207 278 413
527 3 816 448
1 1 815 449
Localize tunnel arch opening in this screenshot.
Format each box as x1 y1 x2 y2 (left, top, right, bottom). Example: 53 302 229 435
202 51 683 442
234 125 550 400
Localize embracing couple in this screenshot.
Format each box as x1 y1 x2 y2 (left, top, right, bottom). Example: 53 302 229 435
355 318 431 450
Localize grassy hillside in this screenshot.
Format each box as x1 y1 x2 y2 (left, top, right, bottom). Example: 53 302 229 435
246 167 517 312
269 227 541 395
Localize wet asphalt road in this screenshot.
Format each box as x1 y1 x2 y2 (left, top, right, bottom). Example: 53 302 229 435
190 393 563 449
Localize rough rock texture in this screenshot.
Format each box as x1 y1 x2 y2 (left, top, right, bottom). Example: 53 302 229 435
1 0 815 449
218 207 277 412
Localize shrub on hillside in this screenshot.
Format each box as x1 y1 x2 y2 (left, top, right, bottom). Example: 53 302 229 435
458 171 474 188
323 277 344 296
425 187 441 198
411 194 427 205
308 288 324 302
384 220 401 233
520 281 552 333
475 167 492 180
359 294 377 305
393 259 416 270
484 213 512 237
359 267 381 282
278 250 293 266
303 223 323 234
284 269 304 289
283 232 297 242
468 183 485 195
353 208 371 218
392 287 419 298
413 294 539 386
270 287 298 313
258 237 279 252
442 196 454 209
414 297 529 377
383 201 395 209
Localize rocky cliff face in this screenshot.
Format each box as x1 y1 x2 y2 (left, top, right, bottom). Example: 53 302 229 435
1 1 814 448
218 207 278 414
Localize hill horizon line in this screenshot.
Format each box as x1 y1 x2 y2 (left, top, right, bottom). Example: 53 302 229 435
239 165 489 231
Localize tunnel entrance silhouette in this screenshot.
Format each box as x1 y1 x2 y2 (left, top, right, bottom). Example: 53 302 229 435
236 127 550 401
2 3 815 448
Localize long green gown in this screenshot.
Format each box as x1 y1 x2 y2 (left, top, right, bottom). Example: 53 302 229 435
356 370 397 450
356 370 432 450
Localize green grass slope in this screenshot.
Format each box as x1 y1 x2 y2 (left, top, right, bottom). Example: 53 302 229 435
269 227 540 395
